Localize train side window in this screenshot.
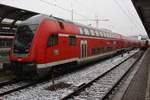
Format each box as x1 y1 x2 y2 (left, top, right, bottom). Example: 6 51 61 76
107 33 109 38
107 47 112 51
98 31 101 37
88 28 91 35
108 33 110 38
101 32 104 37
103 32 106 37
102 32 104 37
101 47 104 53
103 32 105 37
99 31 102 37
90 29 95 36
92 48 101 55
99 48 102 53
105 33 107 38
107 33 108 38
106 32 108 37
95 31 99 36
69 36 76 46
97 48 100 54
92 48 96 55
79 27 84 34
84 28 90 35
47 34 58 47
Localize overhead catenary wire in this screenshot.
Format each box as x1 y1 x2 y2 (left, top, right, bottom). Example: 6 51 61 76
113 0 141 34
122 0 142 34
40 0 142 33
40 0 91 20
40 0 110 28
71 0 110 28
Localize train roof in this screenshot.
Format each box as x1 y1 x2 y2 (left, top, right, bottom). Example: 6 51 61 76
20 14 49 25
20 14 138 40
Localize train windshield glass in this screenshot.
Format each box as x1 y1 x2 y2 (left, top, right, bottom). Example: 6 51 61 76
14 24 38 54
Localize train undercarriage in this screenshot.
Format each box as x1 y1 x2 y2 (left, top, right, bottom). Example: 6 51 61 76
0 46 139 80
6 49 134 80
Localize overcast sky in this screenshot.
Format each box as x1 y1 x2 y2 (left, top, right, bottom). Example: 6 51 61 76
0 0 148 36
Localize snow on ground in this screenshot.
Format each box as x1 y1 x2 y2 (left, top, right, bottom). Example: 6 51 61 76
74 54 137 99
3 50 138 100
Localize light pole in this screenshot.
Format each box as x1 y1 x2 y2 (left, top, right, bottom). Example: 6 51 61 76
74 18 109 28
95 18 109 28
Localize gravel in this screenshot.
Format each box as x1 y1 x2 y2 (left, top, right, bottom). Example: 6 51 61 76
0 81 29 94
2 50 139 100
75 53 138 99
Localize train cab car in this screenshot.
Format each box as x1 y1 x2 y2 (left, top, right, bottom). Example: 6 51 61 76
10 15 79 78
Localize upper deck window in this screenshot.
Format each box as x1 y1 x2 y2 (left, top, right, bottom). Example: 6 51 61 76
98 31 101 37
79 27 84 34
95 31 99 36
84 28 90 35
104 32 107 38
109 33 111 38
105 32 108 37
99 31 102 37
90 29 95 36
102 32 104 37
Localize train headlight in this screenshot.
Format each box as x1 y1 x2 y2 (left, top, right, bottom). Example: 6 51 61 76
17 58 22 62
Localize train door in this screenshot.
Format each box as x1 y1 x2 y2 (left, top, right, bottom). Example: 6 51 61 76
113 40 117 50
80 40 87 58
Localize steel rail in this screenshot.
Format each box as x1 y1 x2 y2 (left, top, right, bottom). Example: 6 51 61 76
61 50 141 100
0 79 48 96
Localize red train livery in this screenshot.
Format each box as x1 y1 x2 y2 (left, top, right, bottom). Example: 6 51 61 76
9 14 147 78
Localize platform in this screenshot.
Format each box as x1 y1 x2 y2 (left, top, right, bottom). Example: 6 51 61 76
119 48 150 100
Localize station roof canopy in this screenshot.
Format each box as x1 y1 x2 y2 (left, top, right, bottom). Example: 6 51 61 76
132 0 150 38
0 4 38 34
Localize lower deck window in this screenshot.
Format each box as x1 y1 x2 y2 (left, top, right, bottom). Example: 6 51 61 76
107 47 112 51
92 47 112 55
92 48 100 55
47 34 58 47
69 36 76 46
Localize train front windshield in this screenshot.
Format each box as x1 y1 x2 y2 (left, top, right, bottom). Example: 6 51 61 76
13 24 38 54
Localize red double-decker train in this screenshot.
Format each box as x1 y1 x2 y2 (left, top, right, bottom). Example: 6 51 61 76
9 14 148 78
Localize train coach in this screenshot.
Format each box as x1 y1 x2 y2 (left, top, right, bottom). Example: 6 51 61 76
0 34 14 62
9 14 147 78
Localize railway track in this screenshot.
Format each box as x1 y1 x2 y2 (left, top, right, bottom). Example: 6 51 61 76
61 50 143 100
0 79 48 96
0 79 20 88
0 81 29 96
0 49 141 99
